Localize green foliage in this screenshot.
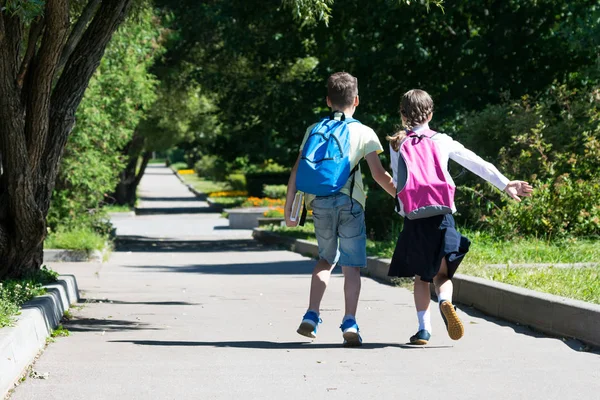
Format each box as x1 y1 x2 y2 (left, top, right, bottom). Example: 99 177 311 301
170 162 188 171
227 174 247 190
0 299 19 328
194 155 227 181
364 189 402 241
0 266 58 327
51 325 71 338
281 0 334 25
49 5 165 232
179 175 231 194
262 184 287 199
103 204 132 213
208 197 246 208
452 81 600 238
45 227 107 252
2 0 44 21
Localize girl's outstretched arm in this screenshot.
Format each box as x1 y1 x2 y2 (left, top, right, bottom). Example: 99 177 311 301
504 180 533 202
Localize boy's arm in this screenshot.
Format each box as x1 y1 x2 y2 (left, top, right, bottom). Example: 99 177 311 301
284 154 302 227
365 151 396 197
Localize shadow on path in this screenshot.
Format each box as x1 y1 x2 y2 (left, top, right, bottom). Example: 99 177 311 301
135 207 213 215
64 317 160 333
109 339 452 350
139 197 202 202
458 305 600 354
115 238 276 253
125 260 327 276
82 298 200 306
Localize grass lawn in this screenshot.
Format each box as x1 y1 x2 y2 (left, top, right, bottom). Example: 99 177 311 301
179 174 231 194
208 197 246 208
45 227 107 252
265 223 600 304
103 204 132 213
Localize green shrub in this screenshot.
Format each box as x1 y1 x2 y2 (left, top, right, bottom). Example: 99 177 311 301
167 148 186 165
45 227 107 252
170 162 189 171
246 172 290 197
364 189 403 241
227 173 247 190
485 174 600 239
0 266 58 328
195 155 227 181
449 81 600 238
0 299 19 327
262 184 287 199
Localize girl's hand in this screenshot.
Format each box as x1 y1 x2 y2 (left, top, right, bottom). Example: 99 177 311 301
504 181 533 202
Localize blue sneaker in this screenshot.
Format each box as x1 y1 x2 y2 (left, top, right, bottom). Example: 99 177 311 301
297 311 321 339
340 318 362 347
409 329 431 345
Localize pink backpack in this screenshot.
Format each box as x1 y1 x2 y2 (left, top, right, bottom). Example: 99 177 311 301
396 129 455 219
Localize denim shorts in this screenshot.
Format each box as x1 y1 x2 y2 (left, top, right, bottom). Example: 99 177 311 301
310 193 367 268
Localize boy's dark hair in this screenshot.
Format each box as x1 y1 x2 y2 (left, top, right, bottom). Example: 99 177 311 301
327 72 358 110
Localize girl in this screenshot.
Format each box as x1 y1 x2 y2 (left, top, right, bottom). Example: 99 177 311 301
387 89 532 345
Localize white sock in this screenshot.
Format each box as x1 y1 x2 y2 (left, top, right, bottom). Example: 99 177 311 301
417 310 432 332
438 292 452 304
342 314 355 323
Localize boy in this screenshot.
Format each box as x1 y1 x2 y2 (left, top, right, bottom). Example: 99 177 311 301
284 72 396 346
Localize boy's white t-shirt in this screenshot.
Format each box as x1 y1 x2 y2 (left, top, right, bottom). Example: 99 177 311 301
300 116 383 208
389 123 510 214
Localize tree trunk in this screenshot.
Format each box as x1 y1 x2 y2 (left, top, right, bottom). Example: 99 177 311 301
0 0 133 280
113 131 149 206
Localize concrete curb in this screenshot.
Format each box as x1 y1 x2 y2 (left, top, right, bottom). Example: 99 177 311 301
0 275 80 398
43 245 109 263
169 168 209 201
252 228 600 348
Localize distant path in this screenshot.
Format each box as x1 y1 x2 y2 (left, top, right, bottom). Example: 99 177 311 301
11 166 600 400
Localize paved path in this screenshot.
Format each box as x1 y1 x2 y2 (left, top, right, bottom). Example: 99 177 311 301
11 166 600 400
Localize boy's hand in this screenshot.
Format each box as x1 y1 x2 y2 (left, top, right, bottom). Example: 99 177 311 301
504 180 533 202
285 215 299 228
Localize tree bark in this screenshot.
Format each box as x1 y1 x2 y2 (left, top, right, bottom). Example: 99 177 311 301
113 132 147 206
0 0 133 280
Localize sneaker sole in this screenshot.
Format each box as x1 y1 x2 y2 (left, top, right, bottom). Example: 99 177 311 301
440 302 464 340
409 338 429 345
342 331 362 347
297 322 317 339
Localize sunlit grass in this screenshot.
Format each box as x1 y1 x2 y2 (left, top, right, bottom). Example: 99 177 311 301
179 174 231 194
265 223 600 303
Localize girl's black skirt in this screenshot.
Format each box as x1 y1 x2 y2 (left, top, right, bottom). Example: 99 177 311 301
388 214 471 282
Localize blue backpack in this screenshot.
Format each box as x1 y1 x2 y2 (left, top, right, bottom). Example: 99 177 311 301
296 113 360 197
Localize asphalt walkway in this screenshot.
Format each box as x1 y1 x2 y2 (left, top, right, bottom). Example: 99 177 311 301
10 165 600 400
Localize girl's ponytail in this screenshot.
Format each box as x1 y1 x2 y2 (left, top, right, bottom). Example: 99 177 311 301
386 129 409 152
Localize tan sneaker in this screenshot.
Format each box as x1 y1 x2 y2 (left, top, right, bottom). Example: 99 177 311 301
440 301 464 340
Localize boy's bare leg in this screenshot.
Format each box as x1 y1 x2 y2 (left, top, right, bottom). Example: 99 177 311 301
433 259 464 340
341 266 361 317
307 258 336 312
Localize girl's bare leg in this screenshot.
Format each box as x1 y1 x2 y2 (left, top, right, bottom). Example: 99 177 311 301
433 258 464 340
